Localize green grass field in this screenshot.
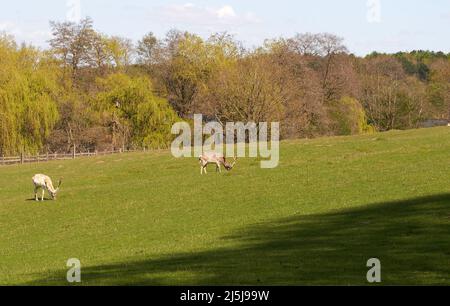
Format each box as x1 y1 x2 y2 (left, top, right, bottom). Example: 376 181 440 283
0 127 449 285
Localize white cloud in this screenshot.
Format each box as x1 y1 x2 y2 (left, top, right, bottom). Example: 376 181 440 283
216 5 237 19
154 3 261 27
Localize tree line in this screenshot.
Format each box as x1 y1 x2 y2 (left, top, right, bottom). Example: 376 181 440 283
1 17 449 155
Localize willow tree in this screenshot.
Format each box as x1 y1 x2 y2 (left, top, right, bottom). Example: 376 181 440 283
0 36 59 155
94 73 178 149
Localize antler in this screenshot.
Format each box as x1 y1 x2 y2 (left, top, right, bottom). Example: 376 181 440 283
57 178 63 190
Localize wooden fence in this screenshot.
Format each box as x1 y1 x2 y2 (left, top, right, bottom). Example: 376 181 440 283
0 148 142 166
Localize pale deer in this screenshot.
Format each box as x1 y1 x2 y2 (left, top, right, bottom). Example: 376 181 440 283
32 174 62 201
199 152 236 175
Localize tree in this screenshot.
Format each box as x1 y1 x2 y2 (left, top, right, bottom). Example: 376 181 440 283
359 55 427 130
137 32 161 66
49 17 97 76
0 36 60 155
328 97 374 135
159 31 240 117
2 20 449 154
426 59 450 119
106 36 134 68
199 55 286 124
261 36 357 138
48 87 103 153
90 32 111 71
94 73 179 149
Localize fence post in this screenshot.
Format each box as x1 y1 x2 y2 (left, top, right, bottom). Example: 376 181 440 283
46 151 49 162
73 145 76 159
20 152 24 164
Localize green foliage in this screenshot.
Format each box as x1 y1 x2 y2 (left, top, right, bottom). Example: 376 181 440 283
426 60 450 118
1 22 450 153
164 32 240 116
329 97 375 135
0 36 59 155
137 32 160 66
394 53 430 81
106 36 133 68
94 73 179 149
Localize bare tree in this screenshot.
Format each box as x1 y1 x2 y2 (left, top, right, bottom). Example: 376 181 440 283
137 32 161 66
49 17 97 76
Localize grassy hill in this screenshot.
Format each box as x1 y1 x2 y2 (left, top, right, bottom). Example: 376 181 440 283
0 127 449 285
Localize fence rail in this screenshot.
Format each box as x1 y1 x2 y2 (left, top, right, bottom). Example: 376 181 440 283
0 149 142 166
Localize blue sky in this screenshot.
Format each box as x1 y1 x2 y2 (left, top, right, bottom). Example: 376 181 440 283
1 0 449 55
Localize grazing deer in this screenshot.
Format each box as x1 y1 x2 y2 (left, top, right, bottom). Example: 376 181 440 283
199 152 236 175
32 174 62 201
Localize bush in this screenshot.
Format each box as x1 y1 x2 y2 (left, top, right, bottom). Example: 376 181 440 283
329 97 375 136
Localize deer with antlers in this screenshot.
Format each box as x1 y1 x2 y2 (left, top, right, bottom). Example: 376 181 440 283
32 174 62 201
199 152 237 175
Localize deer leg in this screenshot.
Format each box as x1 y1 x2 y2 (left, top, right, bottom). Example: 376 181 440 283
42 189 45 201
201 161 207 175
217 162 222 173
34 187 39 201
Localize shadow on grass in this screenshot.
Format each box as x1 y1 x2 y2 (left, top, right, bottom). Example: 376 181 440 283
25 198 53 202
25 194 450 285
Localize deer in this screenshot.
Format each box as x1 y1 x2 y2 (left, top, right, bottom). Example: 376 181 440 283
32 174 62 201
199 152 236 175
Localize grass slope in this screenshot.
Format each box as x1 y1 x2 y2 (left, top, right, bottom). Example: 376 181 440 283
0 127 449 285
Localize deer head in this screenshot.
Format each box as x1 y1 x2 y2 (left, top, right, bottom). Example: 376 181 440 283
224 157 237 171
51 179 63 200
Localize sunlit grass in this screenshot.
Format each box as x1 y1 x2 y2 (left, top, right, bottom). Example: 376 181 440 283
0 127 449 285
